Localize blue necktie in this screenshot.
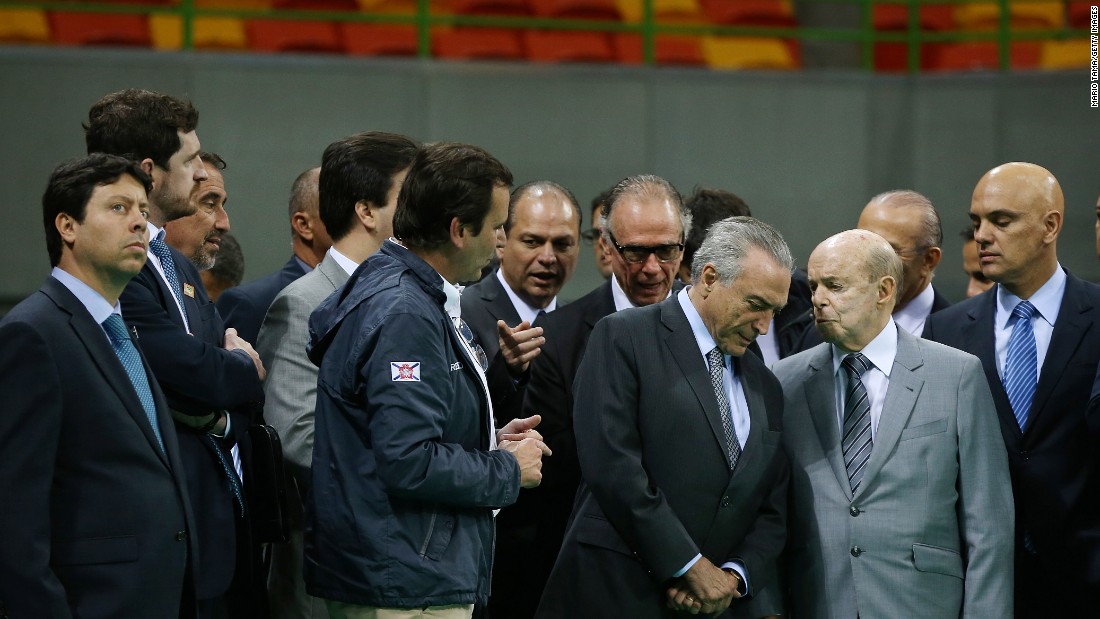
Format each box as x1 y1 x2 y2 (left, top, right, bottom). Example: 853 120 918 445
707 347 741 470
102 314 165 453
1004 300 1038 431
148 234 190 331
841 353 874 493
203 433 246 517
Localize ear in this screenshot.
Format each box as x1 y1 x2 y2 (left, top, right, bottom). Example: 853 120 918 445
877 276 897 305
1042 210 1062 244
291 211 314 241
56 212 78 245
354 200 378 234
139 157 156 177
923 246 942 272
699 263 719 295
449 216 467 249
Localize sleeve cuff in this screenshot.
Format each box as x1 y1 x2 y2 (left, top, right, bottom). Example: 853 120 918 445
673 553 702 578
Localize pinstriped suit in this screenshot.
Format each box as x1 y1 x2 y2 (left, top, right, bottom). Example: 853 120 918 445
772 329 1014 618
257 252 350 619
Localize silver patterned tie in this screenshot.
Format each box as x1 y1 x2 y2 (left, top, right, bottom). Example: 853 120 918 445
706 347 741 470
841 353 873 493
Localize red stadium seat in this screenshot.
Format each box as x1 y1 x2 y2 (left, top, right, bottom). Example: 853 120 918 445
524 29 616 62
446 0 532 16
274 0 359 10
1068 2 1094 28
699 0 795 27
872 4 954 31
928 41 1041 71
614 34 704 66
529 0 621 20
247 19 344 53
49 11 151 47
433 27 525 60
341 23 418 56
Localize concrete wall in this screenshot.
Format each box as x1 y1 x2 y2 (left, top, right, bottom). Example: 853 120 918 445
1 47 1097 310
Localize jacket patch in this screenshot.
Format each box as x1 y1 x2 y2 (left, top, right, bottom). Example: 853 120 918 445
450 362 462 371
391 362 421 381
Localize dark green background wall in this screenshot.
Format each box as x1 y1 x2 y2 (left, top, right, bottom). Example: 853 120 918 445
1 47 1097 309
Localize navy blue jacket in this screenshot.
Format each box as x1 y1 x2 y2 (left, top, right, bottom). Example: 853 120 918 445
304 240 521 608
217 255 307 345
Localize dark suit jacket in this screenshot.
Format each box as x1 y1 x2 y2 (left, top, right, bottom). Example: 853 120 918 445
923 270 1100 604
120 245 264 600
536 296 788 619
756 267 814 360
217 255 307 344
794 284 951 353
0 278 195 618
460 269 522 363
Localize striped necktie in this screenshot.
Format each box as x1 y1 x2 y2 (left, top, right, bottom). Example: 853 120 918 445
1004 300 1038 431
841 353 873 493
102 314 165 453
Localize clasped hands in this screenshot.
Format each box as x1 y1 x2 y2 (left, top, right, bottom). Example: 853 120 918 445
498 414 552 489
666 557 741 616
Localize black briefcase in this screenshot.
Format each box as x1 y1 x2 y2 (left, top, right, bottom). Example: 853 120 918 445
245 423 290 543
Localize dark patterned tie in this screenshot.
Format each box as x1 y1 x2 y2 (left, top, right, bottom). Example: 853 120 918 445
841 353 873 493
204 433 246 517
1003 300 1038 431
706 347 741 470
148 234 184 306
102 314 164 453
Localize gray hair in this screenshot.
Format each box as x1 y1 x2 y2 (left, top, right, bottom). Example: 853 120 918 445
600 174 692 241
690 217 794 285
868 189 943 249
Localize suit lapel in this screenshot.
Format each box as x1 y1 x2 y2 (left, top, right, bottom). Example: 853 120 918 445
1028 273 1094 438
660 300 732 470
803 346 852 498
484 274 523 327
44 279 171 467
319 253 351 290
966 290 1021 444
856 331 923 498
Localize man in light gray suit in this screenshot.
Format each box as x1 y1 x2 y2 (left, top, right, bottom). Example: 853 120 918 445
257 131 420 619
771 229 1013 618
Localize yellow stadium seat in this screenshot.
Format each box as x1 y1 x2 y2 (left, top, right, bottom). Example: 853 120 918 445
955 2 1065 30
1040 39 1090 69
0 9 50 44
702 36 797 70
150 15 248 50
615 0 701 24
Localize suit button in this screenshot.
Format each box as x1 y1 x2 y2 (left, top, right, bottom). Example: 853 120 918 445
720 496 730 508
176 530 187 541
1019 450 1029 461
850 546 863 557
849 506 860 517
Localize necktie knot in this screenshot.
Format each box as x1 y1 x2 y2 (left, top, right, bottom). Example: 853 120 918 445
842 352 871 378
102 313 130 343
1012 300 1037 322
707 346 724 371
148 235 172 262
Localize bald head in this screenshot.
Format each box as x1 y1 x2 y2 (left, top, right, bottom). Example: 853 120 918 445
808 229 901 353
856 190 942 310
970 162 1063 299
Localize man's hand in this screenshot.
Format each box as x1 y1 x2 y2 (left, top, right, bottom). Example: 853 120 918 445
498 320 544 377
680 557 740 616
497 415 551 455
224 327 266 380
500 437 546 488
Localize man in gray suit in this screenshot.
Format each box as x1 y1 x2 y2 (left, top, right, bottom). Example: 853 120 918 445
772 229 1013 618
257 131 420 619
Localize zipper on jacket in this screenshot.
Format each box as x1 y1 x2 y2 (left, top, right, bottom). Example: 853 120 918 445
419 510 438 557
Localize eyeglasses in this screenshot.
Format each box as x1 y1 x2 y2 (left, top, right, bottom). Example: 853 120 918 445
607 231 684 264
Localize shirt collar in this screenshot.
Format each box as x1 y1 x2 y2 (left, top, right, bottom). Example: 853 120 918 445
293 255 314 274
995 264 1065 330
328 246 360 276
495 267 556 322
831 319 897 379
51 266 120 325
611 272 672 312
443 278 462 321
677 287 720 359
892 283 935 335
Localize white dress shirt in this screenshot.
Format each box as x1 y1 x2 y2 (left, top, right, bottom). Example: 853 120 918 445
831 320 898 442
51 267 121 344
994 265 1065 380
329 246 361 277
893 283 936 336
145 221 190 333
496 268 556 325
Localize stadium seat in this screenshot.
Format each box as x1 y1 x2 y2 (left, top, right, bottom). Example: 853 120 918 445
928 41 1041 71
524 29 616 62
699 0 795 27
873 41 941 72
615 0 702 24
341 23 418 56
872 4 954 31
0 9 50 44
246 19 344 53
955 2 1064 30
529 0 621 20
150 15 248 50
1068 2 1093 28
1039 39 1090 69
433 27 525 60
446 0 532 16
614 33 704 65
196 0 273 8
274 0 359 10
356 0 424 13
49 12 152 47
701 36 798 70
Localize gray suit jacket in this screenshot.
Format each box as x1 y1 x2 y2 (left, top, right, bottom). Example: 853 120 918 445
257 252 350 486
771 329 1014 619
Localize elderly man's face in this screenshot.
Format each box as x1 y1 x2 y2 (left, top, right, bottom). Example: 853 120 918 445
809 239 893 353
164 166 228 270
856 202 932 307
604 196 683 306
696 249 790 357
